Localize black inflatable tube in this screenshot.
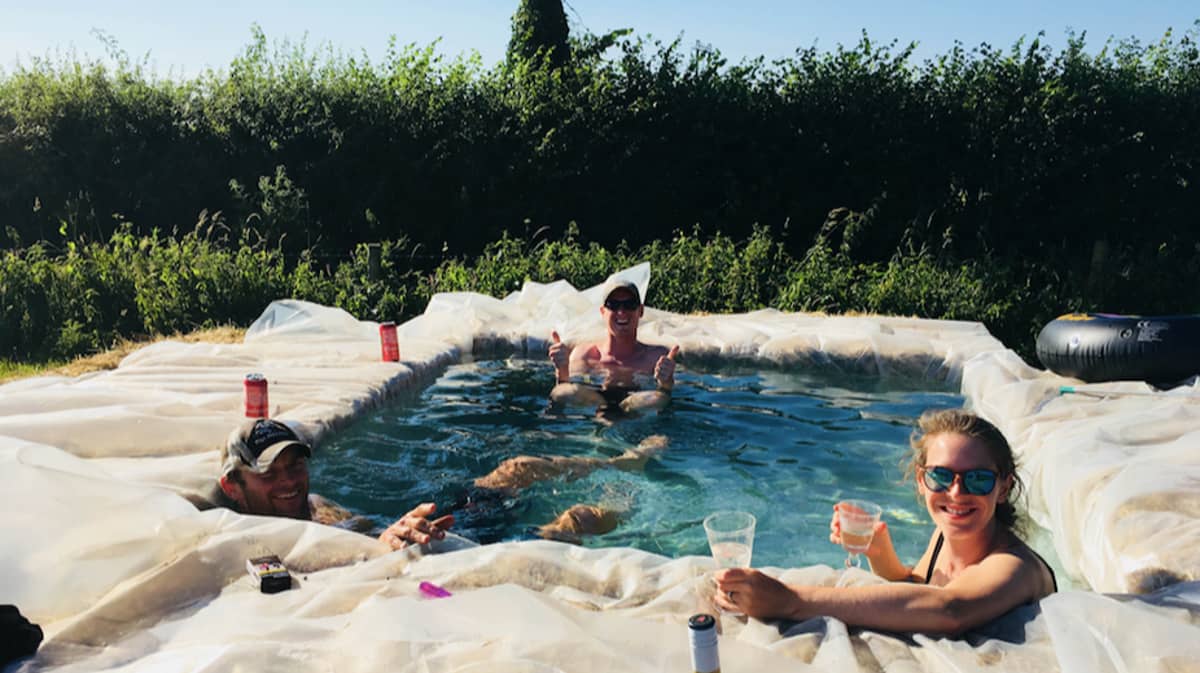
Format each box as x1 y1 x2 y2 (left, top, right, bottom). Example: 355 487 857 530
1036 313 1200 385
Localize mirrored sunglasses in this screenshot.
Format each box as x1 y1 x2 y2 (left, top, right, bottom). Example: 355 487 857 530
604 297 640 311
921 466 998 495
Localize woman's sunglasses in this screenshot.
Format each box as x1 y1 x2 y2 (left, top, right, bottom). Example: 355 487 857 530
604 298 641 311
920 466 999 495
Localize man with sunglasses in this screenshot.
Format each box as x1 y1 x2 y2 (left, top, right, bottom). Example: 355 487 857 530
548 279 680 416
204 418 454 549
714 409 1057 635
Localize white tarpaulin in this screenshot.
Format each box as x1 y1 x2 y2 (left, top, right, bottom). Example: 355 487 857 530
2 265 1199 672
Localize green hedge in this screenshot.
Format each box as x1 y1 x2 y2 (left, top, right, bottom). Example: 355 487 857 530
0 225 1130 365
3 25 1198 364
2 26 1198 286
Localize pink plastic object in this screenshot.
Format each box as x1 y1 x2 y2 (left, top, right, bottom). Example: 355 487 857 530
418 581 452 599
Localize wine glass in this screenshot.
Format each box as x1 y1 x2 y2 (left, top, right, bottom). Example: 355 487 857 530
703 511 756 616
836 499 882 568
703 510 756 569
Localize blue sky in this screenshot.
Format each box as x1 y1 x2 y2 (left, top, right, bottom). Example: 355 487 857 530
3 1 1197 77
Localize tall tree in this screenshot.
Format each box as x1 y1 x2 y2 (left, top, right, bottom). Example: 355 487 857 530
507 0 570 68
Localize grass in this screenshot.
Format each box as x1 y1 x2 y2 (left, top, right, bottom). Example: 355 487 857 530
0 359 66 384
0 325 247 385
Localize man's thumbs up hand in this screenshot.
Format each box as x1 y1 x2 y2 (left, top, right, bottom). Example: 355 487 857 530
655 345 680 390
549 331 570 382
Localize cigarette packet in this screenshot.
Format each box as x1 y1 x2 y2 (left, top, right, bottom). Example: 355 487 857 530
246 554 293 594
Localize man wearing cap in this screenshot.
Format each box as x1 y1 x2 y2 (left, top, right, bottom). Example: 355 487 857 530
548 279 680 415
211 418 453 549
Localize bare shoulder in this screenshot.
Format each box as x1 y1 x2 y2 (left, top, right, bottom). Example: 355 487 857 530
310 494 377 533
309 493 353 526
949 542 1054 604
997 540 1056 598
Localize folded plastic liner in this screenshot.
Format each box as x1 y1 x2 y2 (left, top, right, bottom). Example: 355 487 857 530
2 263 1198 672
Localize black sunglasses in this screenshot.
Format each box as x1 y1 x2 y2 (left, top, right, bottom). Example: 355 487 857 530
920 466 999 495
604 297 641 311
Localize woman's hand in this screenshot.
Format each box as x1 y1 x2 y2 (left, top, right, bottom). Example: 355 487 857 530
830 503 911 581
379 502 455 550
830 503 891 559
713 568 801 621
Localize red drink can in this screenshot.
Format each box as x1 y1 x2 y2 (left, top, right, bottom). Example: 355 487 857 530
244 373 269 418
379 322 400 362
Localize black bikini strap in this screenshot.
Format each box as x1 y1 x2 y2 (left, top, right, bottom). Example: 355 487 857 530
925 532 944 584
923 530 1058 592
1028 546 1060 592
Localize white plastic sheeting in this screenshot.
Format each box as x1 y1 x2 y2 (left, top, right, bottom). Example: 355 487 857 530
962 349 1200 595
2 268 1199 672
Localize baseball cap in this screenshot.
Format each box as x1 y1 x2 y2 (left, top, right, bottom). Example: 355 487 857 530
601 279 641 305
222 418 312 476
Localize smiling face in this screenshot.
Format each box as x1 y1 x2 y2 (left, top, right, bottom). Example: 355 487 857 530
601 288 643 338
224 446 312 520
918 432 1012 538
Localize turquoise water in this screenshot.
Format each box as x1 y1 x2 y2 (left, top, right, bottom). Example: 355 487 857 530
312 358 965 569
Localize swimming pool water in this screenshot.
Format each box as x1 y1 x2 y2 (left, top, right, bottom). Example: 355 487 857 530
312 358 966 569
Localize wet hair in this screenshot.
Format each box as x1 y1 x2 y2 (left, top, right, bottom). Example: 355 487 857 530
904 408 1023 531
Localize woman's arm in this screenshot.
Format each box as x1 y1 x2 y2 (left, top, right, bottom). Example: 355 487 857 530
861 523 914 581
715 551 1045 635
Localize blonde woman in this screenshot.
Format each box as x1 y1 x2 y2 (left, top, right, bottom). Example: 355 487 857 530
715 409 1056 634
